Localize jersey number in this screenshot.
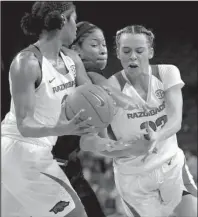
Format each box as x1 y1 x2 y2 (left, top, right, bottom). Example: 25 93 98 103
140 115 168 140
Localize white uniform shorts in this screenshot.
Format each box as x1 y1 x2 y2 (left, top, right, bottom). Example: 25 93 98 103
1 136 86 217
113 148 186 217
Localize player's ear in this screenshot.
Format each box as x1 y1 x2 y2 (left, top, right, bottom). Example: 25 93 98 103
61 14 66 24
148 47 154 59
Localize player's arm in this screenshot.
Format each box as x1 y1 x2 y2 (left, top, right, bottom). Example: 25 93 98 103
88 71 153 111
154 65 184 143
61 47 92 86
80 132 140 158
10 52 56 137
155 86 183 142
11 52 94 138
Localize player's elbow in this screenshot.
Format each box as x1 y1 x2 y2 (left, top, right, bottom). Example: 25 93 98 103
173 117 182 134
169 108 182 134
17 124 29 137
17 119 31 137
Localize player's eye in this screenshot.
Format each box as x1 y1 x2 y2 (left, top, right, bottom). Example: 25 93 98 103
136 48 144 54
91 44 98 48
123 49 131 54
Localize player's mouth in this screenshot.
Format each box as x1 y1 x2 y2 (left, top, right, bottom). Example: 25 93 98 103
128 63 138 68
97 58 107 62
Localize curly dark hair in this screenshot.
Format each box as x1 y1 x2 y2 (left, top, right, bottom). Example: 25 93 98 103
71 21 102 47
21 1 75 37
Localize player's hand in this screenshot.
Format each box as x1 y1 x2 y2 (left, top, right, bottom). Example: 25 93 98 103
102 86 156 112
80 133 132 153
141 122 158 162
145 121 158 142
54 100 97 136
80 133 115 152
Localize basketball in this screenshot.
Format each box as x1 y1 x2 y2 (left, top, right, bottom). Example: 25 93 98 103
65 84 115 130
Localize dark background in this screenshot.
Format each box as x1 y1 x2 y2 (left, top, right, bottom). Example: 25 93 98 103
1 2 197 215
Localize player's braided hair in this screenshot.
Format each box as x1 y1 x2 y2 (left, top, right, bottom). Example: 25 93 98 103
21 1 75 37
70 21 102 47
115 25 155 49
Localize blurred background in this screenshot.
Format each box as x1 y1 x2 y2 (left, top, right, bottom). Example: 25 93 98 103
1 1 197 216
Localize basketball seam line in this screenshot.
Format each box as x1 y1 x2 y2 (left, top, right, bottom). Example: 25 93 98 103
81 92 110 124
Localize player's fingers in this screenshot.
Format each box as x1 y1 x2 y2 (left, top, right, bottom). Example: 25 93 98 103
123 103 137 110
76 116 92 127
145 122 153 133
81 126 96 134
114 139 124 146
101 85 112 96
59 99 68 121
71 109 87 125
143 103 157 111
74 126 96 136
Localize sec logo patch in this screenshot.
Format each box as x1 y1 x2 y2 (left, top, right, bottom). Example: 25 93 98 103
155 89 164 99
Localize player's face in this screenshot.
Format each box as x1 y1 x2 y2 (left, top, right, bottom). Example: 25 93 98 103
79 29 108 71
61 11 77 46
117 33 153 75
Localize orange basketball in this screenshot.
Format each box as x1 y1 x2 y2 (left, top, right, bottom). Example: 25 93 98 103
65 84 115 130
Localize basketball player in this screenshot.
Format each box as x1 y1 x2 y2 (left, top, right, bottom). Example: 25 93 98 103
52 21 108 217
80 25 197 217
1 2 97 217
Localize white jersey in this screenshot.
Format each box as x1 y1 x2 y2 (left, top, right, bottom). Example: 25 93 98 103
1 50 76 147
110 64 184 174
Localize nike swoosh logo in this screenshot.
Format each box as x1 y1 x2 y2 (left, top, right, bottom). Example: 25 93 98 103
89 90 105 106
49 78 55 83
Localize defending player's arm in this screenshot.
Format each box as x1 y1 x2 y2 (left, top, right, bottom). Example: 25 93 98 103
61 46 92 86
88 71 154 111
147 65 184 144
11 52 95 138
80 130 145 158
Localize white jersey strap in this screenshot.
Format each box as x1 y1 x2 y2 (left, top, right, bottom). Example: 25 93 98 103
19 44 43 89
114 70 127 91
151 64 162 82
21 44 43 70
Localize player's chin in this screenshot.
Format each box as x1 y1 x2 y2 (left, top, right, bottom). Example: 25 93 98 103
96 60 107 70
127 66 139 73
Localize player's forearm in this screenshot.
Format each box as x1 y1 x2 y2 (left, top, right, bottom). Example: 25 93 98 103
76 74 92 86
80 133 106 152
17 116 58 138
99 148 134 158
81 142 129 158
87 72 141 110
80 134 142 158
156 113 181 143
100 82 141 110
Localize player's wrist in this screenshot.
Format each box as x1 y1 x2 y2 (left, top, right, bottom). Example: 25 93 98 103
154 133 161 144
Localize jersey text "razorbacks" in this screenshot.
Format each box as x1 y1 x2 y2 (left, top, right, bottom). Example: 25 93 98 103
52 81 75 93
127 101 165 119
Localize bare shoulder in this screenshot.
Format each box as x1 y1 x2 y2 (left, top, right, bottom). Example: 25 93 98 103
10 51 40 81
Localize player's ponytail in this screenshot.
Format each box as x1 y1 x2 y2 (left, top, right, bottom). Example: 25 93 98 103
21 12 38 36
44 11 64 31
20 1 75 37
